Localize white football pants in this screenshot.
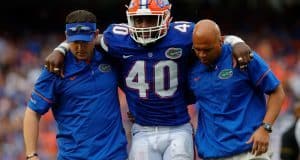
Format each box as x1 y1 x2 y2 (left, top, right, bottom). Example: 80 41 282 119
128 122 194 160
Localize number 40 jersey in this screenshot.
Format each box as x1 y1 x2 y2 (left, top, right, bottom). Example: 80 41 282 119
101 22 195 126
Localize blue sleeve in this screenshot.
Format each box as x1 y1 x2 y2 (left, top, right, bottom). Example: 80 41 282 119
27 68 58 115
168 21 194 44
247 52 280 94
102 23 132 58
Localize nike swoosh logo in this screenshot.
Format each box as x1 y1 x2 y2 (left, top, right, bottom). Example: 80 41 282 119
194 76 200 81
122 55 133 59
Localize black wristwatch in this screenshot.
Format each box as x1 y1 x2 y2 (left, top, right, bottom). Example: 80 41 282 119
26 153 38 159
261 122 272 133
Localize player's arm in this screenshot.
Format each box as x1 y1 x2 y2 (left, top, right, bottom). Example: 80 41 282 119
44 34 103 74
23 107 41 160
224 35 253 69
44 41 68 74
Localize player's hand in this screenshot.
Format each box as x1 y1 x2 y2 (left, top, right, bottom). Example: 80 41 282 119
232 42 253 70
246 126 269 156
127 111 135 123
44 51 65 75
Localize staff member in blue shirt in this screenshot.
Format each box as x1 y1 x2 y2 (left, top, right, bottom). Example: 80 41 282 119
23 10 127 160
189 19 285 160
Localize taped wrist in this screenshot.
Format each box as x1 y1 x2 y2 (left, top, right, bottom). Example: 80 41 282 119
224 35 244 46
53 42 69 56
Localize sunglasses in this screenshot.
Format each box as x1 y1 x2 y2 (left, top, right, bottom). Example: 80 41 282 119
66 25 95 35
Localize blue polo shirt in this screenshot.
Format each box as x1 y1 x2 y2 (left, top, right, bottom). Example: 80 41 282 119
188 44 280 159
28 50 127 160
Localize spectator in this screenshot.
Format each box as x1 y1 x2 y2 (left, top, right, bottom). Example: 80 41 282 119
280 101 300 160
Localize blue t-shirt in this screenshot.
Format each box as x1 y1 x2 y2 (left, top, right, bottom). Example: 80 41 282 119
28 50 127 160
102 22 195 126
188 44 280 159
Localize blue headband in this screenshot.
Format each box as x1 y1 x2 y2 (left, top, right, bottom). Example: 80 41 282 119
66 22 97 42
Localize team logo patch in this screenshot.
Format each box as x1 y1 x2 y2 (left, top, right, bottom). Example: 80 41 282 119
218 69 233 79
156 0 169 8
165 48 182 59
98 64 111 72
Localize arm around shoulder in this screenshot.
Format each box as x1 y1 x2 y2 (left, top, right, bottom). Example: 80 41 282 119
224 35 252 69
45 41 68 74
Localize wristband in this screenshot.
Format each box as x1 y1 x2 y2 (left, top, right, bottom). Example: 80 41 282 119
224 35 245 46
26 153 38 159
53 42 69 56
54 46 67 56
60 42 70 51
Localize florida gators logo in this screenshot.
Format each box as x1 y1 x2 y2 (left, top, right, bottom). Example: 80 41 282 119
98 64 111 72
218 69 233 79
156 0 169 8
69 25 91 33
165 48 182 59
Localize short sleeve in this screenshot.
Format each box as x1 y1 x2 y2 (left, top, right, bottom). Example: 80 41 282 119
27 68 58 115
247 52 280 94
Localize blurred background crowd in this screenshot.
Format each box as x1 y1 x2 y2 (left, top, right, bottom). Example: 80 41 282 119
0 0 299 159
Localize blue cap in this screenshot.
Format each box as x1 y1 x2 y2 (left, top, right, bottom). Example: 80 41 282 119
66 22 96 42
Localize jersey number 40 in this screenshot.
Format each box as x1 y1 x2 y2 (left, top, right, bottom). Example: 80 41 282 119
126 60 178 98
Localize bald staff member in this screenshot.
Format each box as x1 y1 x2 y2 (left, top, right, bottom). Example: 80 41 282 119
188 19 285 160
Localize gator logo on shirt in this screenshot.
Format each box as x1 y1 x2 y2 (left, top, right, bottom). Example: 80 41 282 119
98 64 111 72
218 69 233 79
165 48 182 59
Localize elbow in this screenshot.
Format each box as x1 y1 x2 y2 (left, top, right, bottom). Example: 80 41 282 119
279 84 285 99
275 84 286 103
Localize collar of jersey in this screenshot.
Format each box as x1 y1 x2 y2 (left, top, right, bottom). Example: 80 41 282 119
62 49 103 78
